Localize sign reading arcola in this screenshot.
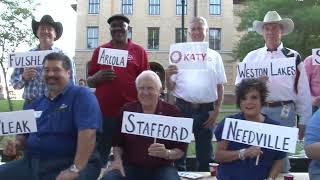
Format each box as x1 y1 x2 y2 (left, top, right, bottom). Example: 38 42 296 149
0 110 37 136
98 48 128 68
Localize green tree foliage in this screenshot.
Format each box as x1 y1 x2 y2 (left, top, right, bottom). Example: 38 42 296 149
233 0 320 61
0 0 37 111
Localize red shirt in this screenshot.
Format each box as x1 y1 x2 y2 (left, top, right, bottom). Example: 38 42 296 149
113 100 188 168
88 39 149 117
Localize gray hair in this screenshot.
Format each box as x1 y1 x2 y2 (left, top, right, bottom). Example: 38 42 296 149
135 70 162 90
189 16 208 30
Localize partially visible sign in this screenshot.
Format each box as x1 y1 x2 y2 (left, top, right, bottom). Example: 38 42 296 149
0 110 37 136
8 50 53 68
122 111 193 143
312 48 320 65
98 48 128 67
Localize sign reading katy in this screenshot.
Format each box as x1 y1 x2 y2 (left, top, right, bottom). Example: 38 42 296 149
122 111 193 143
169 42 209 69
222 118 298 153
8 50 53 68
236 57 296 81
0 110 37 136
312 48 320 65
98 48 128 68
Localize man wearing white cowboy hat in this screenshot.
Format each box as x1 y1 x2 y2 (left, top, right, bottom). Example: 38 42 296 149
10 14 76 108
235 11 312 172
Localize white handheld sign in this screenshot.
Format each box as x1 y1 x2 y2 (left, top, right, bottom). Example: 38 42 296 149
8 50 54 68
98 48 128 67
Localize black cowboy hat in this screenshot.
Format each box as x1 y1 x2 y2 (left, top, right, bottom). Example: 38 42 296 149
32 15 63 41
107 14 130 24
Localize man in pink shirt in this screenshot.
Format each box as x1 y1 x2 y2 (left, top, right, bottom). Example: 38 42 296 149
304 55 320 113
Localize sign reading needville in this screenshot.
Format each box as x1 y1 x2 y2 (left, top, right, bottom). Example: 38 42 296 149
236 57 296 81
8 50 54 68
0 110 37 136
312 48 320 65
98 48 128 68
122 111 193 143
169 42 208 69
222 118 298 153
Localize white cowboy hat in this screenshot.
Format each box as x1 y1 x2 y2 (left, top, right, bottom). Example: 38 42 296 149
253 11 294 35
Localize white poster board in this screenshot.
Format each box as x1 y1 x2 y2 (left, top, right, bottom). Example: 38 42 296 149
98 48 128 67
169 42 209 70
236 57 296 82
0 110 37 136
122 111 193 143
8 50 54 68
222 118 298 153
312 48 320 65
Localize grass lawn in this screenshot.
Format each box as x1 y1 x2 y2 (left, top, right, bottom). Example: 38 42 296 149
0 100 24 112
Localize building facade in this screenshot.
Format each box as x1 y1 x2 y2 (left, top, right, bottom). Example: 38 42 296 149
73 0 240 93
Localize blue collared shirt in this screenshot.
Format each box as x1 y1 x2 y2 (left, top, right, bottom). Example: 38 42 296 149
24 83 102 158
10 45 77 100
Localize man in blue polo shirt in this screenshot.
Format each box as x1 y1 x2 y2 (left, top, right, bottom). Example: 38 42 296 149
0 53 102 180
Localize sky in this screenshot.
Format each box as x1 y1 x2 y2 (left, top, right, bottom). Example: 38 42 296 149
0 0 77 99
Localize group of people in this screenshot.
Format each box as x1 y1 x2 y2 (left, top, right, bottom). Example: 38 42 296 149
0 9 318 180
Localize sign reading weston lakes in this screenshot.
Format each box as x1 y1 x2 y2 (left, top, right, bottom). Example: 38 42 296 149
122 111 193 143
0 110 37 136
98 48 128 68
222 118 298 153
8 50 54 68
236 57 296 81
169 42 209 69
312 48 320 65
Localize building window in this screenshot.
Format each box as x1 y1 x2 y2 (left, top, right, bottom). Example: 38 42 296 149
87 27 98 49
148 27 160 50
209 0 221 15
176 0 187 15
122 0 133 15
209 28 221 50
88 0 100 14
175 28 187 43
149 0 160 15
128 26 133 39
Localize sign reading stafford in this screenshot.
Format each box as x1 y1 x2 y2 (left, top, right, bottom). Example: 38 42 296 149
236 57 296 82
122 111 193 143
8 50 54 68
312 48 320 65
98 48 128 68
0 110 37 136
222 118 298 153
169 42 209 70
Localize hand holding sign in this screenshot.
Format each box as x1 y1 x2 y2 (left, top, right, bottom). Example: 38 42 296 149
243 146 263 159
22 67 37 81
3 140 19 157
148 143 168 159
93 69 117 83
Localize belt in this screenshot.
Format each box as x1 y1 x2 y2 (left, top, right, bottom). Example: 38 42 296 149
176 98 214 109
265 100 294 107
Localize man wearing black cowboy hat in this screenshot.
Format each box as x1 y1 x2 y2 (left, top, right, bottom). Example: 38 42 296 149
10 15 76 108
87 14 149 164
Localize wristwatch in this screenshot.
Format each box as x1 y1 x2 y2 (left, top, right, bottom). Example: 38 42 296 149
69 164 80 173
238 148 246 160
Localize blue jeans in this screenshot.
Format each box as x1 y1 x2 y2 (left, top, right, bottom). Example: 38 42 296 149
97 117 117 165
174 98 214 171
262 103 296 173
0 151 101 180
103 164 180 180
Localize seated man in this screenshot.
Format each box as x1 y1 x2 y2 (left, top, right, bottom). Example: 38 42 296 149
0 53 102 180
103 70 188 180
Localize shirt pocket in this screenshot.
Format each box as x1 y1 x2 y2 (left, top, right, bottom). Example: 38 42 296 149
49 111 75 133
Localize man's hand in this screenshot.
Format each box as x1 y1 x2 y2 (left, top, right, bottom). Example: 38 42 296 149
203 110 219 128
55 169 79 180
298 124 305 140
92 69 117 84
244 146 263 159
148 143 167 159
3 139 23 157
22 68 37 81
313 97 320 107
104 159 126 177
165 65 178 78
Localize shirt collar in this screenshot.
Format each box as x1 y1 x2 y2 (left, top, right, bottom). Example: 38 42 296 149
262 43 284 53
